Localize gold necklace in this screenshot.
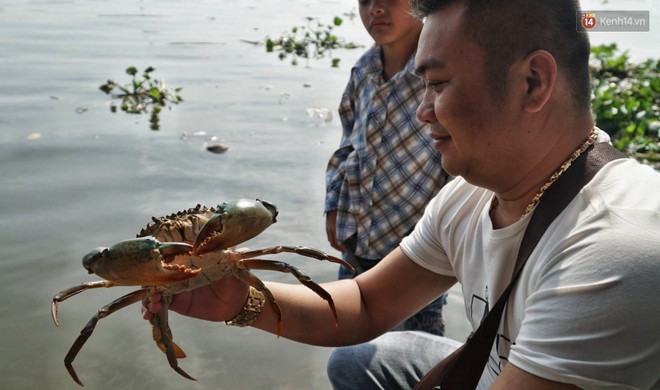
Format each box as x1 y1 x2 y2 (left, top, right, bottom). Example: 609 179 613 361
491 127 598 219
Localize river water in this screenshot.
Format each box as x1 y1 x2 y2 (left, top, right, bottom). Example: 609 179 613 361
0 0 657 389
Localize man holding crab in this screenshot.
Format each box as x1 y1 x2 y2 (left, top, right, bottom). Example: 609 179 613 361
145 0 660 388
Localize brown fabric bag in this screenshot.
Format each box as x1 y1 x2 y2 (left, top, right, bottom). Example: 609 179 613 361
415 143 626 390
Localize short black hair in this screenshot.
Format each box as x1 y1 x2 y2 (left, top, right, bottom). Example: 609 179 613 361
410 0 592 109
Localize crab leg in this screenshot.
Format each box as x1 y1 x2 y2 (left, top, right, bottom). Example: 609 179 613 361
52 281 117 326
240 259 340 326
149 296 196 382
238 246 354 270
63 288 148 386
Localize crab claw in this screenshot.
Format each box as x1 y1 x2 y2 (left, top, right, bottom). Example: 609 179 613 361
158 242 195 262
83 237 199 286
193 199 278 255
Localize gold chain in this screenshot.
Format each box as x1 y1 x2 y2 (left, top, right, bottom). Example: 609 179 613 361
491 127 598 219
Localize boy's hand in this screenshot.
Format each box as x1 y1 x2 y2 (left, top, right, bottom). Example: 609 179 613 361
325 210 348 252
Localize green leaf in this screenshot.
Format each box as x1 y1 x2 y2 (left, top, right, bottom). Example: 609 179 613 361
148 88 162 101
99 83 113 94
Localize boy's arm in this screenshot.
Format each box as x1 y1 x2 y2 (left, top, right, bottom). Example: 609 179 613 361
325 70 359 212
325 210 348 252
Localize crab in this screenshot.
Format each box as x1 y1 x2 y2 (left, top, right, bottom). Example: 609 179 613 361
51 199 352 386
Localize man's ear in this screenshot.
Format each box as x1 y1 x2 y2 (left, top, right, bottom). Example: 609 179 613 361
522 50 557 113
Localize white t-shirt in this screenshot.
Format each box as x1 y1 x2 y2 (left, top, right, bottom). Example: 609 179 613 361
401 152 660 389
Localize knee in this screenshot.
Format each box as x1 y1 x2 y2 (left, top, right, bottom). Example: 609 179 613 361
326 336 414 390
326 347 346 379
327 345 370 390
327 332 458 390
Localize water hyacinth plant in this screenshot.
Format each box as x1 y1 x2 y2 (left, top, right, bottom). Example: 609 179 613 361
99 66 183 130
589 44 659 167
264 16 362 67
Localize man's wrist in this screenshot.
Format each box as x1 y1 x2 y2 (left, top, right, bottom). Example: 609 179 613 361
225 286 266 328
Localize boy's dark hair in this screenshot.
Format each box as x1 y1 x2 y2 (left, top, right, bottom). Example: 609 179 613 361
410 0 591 110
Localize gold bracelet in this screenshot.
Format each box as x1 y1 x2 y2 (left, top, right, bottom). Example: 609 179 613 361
225 286 266 328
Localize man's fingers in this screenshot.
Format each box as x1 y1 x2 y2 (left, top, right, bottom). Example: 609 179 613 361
141 306 153 320
141 293 162 320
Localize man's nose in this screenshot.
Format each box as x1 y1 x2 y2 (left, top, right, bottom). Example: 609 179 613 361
416 92 436 123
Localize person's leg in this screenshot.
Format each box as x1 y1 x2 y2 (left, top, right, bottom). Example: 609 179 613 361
338 252 360 279
338 236 361 279
338 257 356 279
338 250 375 280
327 331 463 390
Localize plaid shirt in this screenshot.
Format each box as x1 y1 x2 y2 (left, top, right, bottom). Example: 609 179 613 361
325 45 448 259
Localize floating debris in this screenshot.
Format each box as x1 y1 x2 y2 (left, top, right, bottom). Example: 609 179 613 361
240 39 261 46
181 131 228 154
278 92 292 104
181 131 209 139
306 106 333 123
206 143 229 154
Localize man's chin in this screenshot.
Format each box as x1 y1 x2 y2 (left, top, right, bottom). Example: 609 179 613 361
439 156 461 177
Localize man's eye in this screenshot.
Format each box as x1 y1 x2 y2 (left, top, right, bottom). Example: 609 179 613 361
422 79 447 90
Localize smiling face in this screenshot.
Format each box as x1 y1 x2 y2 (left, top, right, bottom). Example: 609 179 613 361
358 0 422 46
414 2 527 188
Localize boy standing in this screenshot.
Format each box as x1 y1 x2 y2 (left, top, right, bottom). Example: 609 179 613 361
324 0 449 335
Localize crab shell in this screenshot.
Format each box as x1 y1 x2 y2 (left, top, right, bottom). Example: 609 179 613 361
136 199 278 253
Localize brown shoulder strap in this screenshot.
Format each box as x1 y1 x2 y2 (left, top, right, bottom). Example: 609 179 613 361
416 143 626 390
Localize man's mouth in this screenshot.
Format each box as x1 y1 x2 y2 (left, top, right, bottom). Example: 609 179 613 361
430 131 450 140
430 131 451 149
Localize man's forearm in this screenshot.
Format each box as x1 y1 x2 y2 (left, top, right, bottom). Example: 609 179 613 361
251 279 381 346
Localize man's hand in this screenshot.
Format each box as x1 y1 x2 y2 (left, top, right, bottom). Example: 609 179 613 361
142 277 249 323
